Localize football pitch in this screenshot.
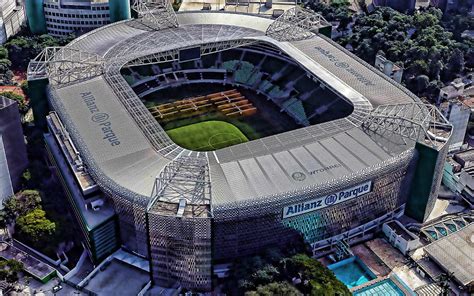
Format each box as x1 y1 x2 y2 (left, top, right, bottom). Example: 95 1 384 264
166 121 249 151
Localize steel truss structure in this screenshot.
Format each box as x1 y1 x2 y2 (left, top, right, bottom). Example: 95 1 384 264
363 103 452 149
147 156 212 290
132 0 178 30
149 155 211 217
27 47 104 86
124 39 257 67
105 59 178 155
266 7 329 41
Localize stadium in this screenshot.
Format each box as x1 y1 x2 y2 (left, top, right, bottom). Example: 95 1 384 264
28 4 452 291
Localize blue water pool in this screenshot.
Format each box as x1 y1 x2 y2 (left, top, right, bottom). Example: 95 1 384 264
354 279 405 296
328 257 376 289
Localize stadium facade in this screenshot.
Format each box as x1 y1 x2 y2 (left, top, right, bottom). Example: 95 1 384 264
28 5 452 291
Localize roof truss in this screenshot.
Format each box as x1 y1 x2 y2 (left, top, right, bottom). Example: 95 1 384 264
27 47 104 86
363 103 452 149
132 0 178 30
266 7 329 42
149 156 211 217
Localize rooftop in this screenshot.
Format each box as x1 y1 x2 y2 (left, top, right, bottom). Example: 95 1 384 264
0 242 56 282
0 96 16 110
82 259 149 296
453 149 474 167
386 220 418 241
424 223 474 287
47 112 98 195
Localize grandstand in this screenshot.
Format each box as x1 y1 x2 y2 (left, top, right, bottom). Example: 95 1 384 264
147 89 256 121
122 43 354 142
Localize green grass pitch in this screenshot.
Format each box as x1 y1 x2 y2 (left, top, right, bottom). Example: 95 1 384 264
166 120 249 151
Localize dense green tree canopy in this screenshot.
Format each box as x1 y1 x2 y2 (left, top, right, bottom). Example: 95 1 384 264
245 281 303 296
331 5 470 99
2 190 42 222
4 33 73 73
0 46 13 85
0 259 24 283
16 208 56 243
305 0 353 31
284 254 351 296
226 248 350 295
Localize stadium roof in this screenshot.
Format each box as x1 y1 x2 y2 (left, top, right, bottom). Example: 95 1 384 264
36 11 450 209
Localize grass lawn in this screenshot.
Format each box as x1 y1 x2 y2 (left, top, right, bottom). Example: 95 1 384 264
166 120 249 151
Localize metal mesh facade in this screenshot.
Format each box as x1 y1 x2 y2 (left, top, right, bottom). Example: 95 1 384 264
147 156 212 291
212 149 415 260
147 209 212 290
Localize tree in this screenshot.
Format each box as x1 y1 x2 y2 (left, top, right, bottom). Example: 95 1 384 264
252 264 280 287
429 59 443 81
414 10 440 28
20 80 28 95
355 39 376 62
305 1 353 26
0 259 24 283
5 33 68 71
2 190 42 221
16 209 55 244
285 254 351 296
340 5 467 101
447 48 464 78
246 282 303 296
0 47 8 60
437 272 454 296
416 74 430 94
0 210 8 229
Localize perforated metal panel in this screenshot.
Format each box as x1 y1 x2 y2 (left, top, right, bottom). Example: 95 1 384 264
212 150 415 260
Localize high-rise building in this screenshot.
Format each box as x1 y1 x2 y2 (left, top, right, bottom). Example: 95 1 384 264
0 96 28 203
25 0 131 37
0 0 26 44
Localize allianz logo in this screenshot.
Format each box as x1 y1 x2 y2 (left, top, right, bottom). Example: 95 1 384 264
81 92 121 147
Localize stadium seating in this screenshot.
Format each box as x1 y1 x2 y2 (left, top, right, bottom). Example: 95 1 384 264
222 60 239 72
281 98 309 126
234 61 255 84
245 69 261 86
122 47 349 127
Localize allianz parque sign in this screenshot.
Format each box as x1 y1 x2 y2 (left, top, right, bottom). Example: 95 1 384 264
282 180 372 219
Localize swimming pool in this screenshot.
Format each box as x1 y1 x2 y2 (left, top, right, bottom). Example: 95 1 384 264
328 257 376 289
353 279 406 296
